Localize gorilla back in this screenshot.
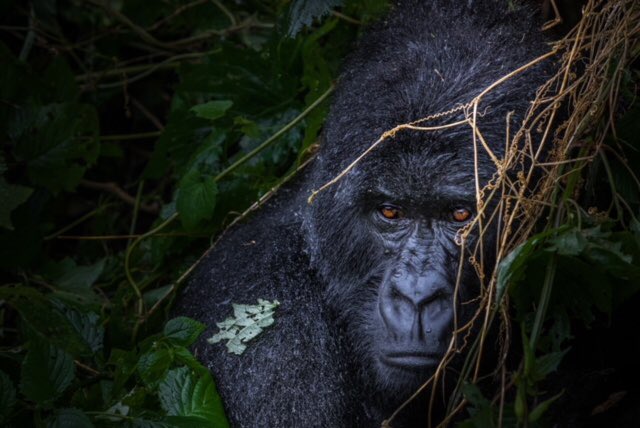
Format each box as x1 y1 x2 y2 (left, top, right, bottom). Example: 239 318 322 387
175 0 552 426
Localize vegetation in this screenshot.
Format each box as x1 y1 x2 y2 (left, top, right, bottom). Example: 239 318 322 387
0 0 638 427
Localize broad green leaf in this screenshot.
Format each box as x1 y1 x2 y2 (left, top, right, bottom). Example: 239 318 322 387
143 109 211 179
172 346 206 373
46 408 94 428
66 310 104 353
13 103 100 193
137 348 173 387
164 317 205 347
158 367 228 427
42 258 105 307
0 370 16 424
548 228 587 255
20 339 75 405
190 100 233 121
176 170 218 230
53 258 106 290
0 177 33 230
0 286 90 356
497 227 568 303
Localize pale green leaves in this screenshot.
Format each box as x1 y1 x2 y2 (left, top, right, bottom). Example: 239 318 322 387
208 299 280 355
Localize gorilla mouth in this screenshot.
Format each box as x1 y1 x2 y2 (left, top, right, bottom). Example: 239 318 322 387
381 352 439 370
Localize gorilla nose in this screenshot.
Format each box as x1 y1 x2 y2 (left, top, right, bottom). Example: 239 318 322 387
390 270 448 309
379 269 451 339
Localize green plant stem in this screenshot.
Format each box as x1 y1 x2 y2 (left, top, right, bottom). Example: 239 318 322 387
100 131 162 141
598 150 624 220
530 254 557 347
18 8 35 61
128 181 144 246
44 204 114 240
214 85 334 182
125 213 178 319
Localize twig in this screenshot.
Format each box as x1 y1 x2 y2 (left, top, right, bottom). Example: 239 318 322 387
80 180 160 214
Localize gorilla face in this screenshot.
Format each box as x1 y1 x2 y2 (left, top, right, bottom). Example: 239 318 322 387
301 0 550 402
305 134 492 395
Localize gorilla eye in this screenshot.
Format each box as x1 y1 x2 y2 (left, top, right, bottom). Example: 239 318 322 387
379 205 404 220
452 208 472 222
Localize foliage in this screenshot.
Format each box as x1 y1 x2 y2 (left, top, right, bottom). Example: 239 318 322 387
0 0 387 426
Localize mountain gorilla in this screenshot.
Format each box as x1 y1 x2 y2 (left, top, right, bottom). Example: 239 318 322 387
175 0 552 426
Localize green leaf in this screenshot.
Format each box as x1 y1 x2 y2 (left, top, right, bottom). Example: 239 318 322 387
207 299 280 355
13 102 100 193
0 370 16 424
66 310 104 353
548 228 588 255
54 258 106 290
20 339 75 406
109 349 139 396
0 286 91 356
176 170 218 230
532 350 568 382
190 100 233 121
158 367 228 427
462 382 490 408
497 227 567 303
137 348 173 387
460 382 495 428
0 177 33 230
172 346 206 372
164 317 205 347
43 58 80 102
528 390 564 423
46 408 94 428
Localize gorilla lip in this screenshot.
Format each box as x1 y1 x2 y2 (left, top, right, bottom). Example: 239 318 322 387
381 352 439 370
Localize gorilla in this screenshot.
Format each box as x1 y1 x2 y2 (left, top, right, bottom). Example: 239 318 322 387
175 0 553 426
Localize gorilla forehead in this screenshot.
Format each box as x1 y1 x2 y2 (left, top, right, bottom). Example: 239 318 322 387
319 0 550 177
344 133 493 203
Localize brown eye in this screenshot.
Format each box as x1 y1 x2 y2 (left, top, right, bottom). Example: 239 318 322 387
380 205 404 220
452 208 472 222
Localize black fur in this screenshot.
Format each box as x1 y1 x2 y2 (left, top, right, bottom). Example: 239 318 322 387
175 1 553 426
